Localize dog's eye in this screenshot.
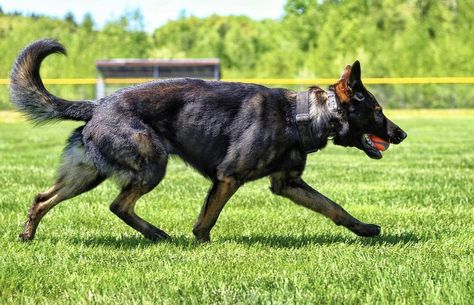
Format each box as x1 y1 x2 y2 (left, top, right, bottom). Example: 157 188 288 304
374 108 383 119
353 92 365 102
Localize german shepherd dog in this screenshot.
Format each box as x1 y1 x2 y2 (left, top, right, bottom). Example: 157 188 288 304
10 39 407 242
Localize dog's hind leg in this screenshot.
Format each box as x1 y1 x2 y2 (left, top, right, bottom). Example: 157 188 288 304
20 129 105 241
108 159 170 241
109 183 170 241
270 173 381 237
99 123 170 241
193 176 240 242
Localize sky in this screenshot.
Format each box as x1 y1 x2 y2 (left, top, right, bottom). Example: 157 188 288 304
0 0 287 32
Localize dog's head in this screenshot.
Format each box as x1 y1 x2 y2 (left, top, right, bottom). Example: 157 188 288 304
331 61 407 159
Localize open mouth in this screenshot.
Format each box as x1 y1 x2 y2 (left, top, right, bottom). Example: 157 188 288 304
361 134 389 159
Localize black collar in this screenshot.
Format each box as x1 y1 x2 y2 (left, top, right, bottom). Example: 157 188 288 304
295 89 343 153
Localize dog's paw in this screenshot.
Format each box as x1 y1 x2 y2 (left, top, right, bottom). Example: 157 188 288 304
19 232 34 242
195 235 210 243
349 223 381 237
192 228 211 243
144 228 171 241
19 225 36 242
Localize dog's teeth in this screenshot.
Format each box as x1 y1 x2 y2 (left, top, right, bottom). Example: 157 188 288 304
362 134 376 149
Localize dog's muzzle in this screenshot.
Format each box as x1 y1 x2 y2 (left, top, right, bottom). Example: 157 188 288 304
389 128 407 144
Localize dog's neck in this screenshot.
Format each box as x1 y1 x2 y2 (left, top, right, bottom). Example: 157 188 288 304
294 88 347 153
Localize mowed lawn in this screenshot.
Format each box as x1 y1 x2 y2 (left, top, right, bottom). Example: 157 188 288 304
0 109 473 304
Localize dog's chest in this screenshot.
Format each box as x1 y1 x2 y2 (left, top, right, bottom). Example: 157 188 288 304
241 147 304 182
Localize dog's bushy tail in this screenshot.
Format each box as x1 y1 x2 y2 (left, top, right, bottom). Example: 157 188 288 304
9 39 95 123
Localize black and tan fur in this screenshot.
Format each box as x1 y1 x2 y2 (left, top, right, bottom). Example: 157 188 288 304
10 39 407 242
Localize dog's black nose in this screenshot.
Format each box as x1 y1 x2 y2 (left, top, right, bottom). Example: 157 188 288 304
397 129 407 141
389 129 407 144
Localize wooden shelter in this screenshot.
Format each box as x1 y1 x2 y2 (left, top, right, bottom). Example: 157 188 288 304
95 58 221 98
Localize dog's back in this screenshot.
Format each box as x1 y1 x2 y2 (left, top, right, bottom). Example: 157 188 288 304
89 78 298 178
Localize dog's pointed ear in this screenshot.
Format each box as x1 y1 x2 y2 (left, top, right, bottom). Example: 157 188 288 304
349 60 361 88
333 64 352 103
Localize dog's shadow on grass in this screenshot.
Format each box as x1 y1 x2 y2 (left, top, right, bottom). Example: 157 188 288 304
64 234 199 250
225 232 424 248
63 231 422 249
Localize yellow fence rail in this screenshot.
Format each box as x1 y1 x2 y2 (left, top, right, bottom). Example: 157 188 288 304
1 77 474 85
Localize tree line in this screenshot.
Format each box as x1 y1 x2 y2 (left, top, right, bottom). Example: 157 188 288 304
0 0 473 109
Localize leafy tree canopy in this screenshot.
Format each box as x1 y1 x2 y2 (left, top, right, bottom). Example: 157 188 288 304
0 0 473 108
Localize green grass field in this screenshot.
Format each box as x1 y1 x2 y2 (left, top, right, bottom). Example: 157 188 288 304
0 110 473 304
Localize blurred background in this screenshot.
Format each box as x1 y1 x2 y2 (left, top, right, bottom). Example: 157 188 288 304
0 0 473 109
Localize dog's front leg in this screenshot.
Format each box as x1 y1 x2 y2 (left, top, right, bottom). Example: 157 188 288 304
193 176 240 242
270 174 380 237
